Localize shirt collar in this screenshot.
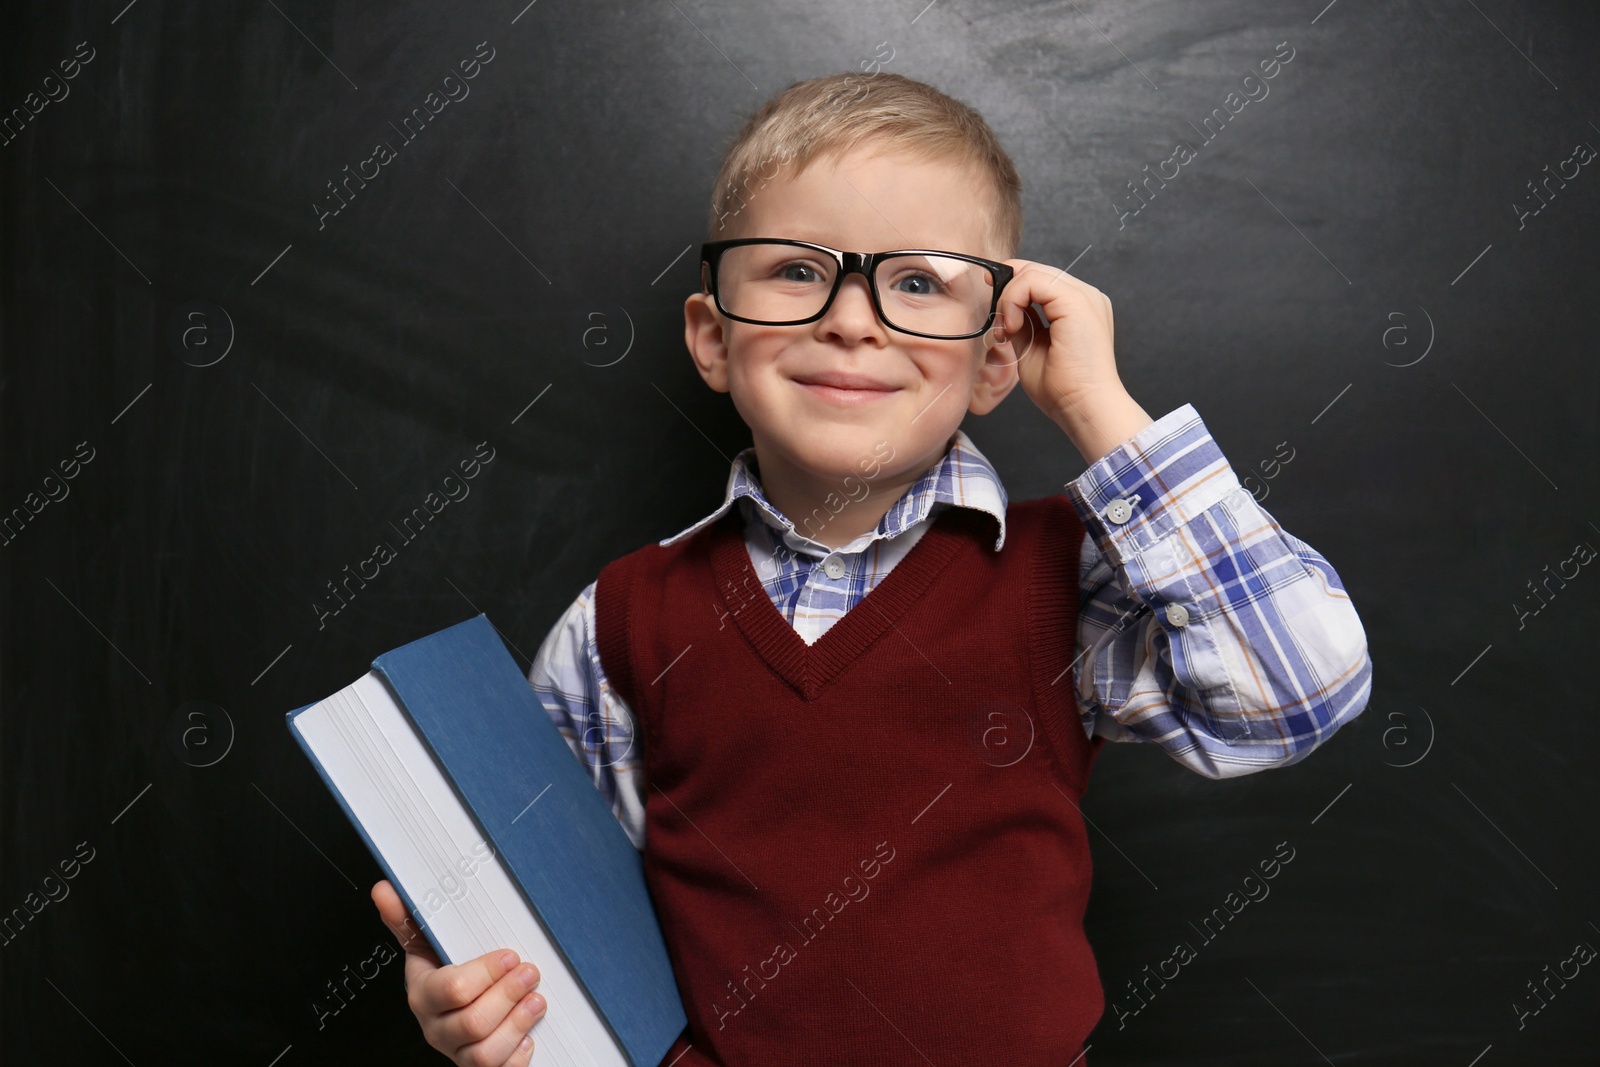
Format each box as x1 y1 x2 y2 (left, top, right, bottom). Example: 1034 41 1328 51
659 429 1010 554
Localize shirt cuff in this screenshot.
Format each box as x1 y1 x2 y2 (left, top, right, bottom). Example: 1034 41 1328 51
1063 402 1244 569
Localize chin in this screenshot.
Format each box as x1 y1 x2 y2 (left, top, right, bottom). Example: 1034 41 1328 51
799 433 903 485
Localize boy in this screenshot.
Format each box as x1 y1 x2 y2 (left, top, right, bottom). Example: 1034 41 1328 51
372 71 1371 1066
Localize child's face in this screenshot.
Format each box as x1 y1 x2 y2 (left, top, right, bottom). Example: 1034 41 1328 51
684 141 1019 489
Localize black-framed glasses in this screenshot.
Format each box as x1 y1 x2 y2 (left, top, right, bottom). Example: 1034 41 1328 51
700 238 1014 340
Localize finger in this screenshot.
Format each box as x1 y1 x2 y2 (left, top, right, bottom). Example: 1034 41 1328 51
999 282 1028 336
502 1027 539 1067
995 302 1047 367
437 963 546 1054
986 304 1035 370
1003 271 1053 337
460 991 547 1067
416 947 528 1023
1004 259 1085 330
497 1032 538 1067
372 880 443 968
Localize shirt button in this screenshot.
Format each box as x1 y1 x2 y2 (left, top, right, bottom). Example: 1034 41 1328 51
822 554 846 580
1105 497 1134 524
1165 603 1190 627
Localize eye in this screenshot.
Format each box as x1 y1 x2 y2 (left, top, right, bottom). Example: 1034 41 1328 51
889 270 945 296
778 261 824 283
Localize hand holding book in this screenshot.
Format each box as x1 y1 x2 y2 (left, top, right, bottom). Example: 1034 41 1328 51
373 878 549 1066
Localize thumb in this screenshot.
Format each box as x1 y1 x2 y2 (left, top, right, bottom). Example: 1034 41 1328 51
371 879 443 968
1004 304 1049 382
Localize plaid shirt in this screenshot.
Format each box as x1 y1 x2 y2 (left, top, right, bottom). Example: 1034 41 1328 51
528 403 1373 849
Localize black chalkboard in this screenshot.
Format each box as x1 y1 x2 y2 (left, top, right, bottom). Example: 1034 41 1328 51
4 2 1597 1064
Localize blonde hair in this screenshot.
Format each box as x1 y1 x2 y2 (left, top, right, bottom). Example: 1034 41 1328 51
706 72 1022 258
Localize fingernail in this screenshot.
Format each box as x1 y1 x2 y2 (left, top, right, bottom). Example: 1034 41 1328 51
518 965 538 989
528 992 546 1014
518 1034 533 1052
499 951 518 971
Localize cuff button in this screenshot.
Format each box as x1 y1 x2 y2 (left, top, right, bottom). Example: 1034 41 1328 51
1165 603 1190 627
1105 497 1134 524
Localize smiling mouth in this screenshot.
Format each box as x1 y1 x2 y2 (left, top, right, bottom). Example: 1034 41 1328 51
794 379 899 404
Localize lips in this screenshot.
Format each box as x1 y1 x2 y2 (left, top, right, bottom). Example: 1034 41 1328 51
792 371 897 391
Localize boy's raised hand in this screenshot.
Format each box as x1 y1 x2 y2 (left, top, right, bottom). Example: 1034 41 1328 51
992 258 1152 465
371 879 549 1066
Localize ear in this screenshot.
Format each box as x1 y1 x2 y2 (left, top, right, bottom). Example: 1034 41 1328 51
684 290 731 393
967 321 1022 416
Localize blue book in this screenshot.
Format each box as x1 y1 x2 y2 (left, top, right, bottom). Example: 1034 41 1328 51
286 613 686 1067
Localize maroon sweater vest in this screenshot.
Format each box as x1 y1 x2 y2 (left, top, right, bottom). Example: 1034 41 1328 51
594 496 1106 1066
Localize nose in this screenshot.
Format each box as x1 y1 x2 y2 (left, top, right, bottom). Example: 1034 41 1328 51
816 272 886 343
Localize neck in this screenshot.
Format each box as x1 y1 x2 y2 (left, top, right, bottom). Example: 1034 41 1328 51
752 440 949 551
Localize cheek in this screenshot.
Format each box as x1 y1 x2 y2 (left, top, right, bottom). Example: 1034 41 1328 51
725 366 758 423
723 353 780 426
728 333 794 389
918 342 984 386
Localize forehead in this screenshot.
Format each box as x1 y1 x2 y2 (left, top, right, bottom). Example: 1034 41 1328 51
735 142 1000 258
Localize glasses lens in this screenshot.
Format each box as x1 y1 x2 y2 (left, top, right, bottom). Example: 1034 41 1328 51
874 254 996 338
716 243 839 325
